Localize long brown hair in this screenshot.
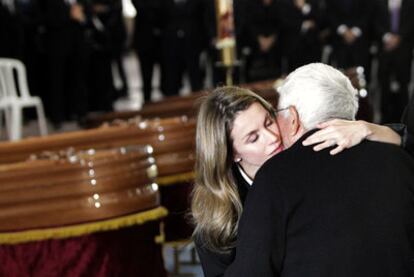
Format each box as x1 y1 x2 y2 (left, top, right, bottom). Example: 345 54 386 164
191 86 275 253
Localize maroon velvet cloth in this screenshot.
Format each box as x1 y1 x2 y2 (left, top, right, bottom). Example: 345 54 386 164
0 221 167 277
160 182 194 242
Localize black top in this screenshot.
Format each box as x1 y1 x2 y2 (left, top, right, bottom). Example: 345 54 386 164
388 123 414 157
326 0 372 35
402 97 414 156
131 0 164 51
195 164 250 277
374 0 414 46
224 130 414 276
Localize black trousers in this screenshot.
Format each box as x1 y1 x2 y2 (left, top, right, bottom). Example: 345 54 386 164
162 35 202 96
378 45 412 123
332 37 369 70
46 29 88 124
135 40 162 103
87 49 113 112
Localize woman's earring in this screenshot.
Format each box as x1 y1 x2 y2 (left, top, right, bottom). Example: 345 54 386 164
235 158 242 163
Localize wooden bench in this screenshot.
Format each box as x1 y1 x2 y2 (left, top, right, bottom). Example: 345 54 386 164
84 80 279 128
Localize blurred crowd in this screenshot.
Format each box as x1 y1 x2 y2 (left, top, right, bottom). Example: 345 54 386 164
1 0 413 127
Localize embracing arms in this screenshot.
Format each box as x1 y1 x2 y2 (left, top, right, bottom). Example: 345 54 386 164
302 119 407 155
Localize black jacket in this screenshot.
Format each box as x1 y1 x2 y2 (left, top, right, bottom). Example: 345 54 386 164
224 130 414 276
374 0 414 47
326 0 372 37
195 164 250 277
402 97 414 156
196 126 413 276
131 0 164 52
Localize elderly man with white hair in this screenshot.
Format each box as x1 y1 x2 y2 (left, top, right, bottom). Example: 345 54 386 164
224 63 414 277
276 63 360 148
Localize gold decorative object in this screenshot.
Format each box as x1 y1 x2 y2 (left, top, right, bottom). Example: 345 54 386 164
215 0 238 85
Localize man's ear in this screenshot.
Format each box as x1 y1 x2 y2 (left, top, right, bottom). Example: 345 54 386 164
289 106 301 136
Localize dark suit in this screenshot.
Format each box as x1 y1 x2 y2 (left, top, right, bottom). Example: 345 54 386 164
225 130 414 276
162 0 206 96
43 0 89 125
278 0 325 73
131 0 163 102
94 0 127 100
87 0 126 112
246 0 282 81
402 96 414 156
375 0 414 123
326 0 372 69
0 3 24 59
403 96 414 134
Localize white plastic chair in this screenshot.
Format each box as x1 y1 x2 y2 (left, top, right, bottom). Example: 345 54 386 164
0 71 9 138
0 58 48 140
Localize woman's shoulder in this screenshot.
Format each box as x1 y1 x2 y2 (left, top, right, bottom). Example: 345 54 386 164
194 236 236 277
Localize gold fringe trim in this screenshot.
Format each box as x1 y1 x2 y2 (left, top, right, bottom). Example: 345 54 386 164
0 207 168 245
157 172 195 186
154 221 165 244
163 238 192 247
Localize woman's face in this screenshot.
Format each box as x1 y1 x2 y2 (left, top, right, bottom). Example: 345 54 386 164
231 102 283 178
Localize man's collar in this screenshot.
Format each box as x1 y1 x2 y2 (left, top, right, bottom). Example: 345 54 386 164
288 129 320 150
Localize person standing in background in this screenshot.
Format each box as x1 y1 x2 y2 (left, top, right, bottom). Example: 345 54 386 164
87 0 127 112
131 0 163 103
0 0 24 60
402 95 414 156
326 0 372 70
17 0 47 102
278 0 327 73
43 0 89 128
161 0 206 97
246 0 282 81
108 0 128 100
374 0 414 123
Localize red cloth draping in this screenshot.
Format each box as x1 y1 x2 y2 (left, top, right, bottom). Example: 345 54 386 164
0 221 166 277
160 182 194 242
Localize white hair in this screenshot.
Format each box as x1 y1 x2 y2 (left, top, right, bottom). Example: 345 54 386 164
277 63 359 130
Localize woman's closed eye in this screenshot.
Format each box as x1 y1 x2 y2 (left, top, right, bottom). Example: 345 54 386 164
247 133 259 143
246 118 275 143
